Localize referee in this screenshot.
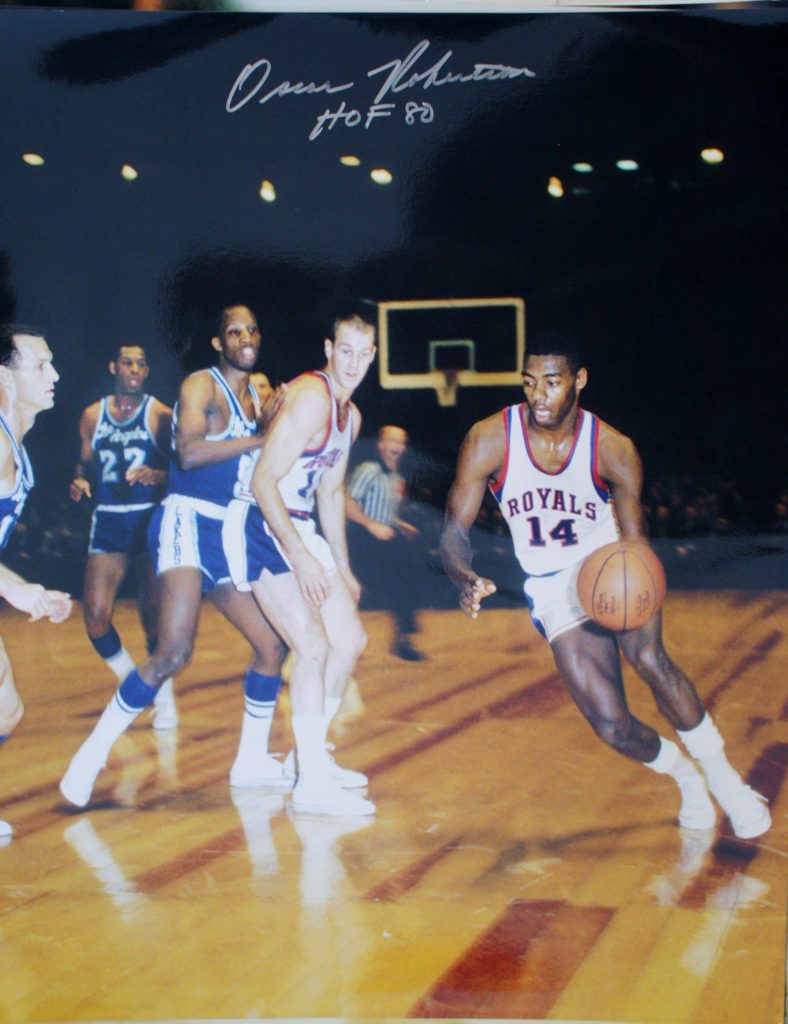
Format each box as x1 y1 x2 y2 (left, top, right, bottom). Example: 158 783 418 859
345 425 426 661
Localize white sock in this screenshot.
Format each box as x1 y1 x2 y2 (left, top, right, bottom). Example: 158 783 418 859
678 714 741 791
106 648 136 683
154 678 175 705
292 713 329 782
235 711 274 767
644 736 700 781
81 695 141 764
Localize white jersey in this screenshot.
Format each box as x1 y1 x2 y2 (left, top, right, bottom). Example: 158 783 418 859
489 406 619 576
234 371 353 518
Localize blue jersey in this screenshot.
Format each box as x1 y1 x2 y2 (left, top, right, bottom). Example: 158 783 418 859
166 367 258 511
91 395 168 510
0 409 34 553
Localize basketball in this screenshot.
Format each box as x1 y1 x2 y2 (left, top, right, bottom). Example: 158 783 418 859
577 540 667 632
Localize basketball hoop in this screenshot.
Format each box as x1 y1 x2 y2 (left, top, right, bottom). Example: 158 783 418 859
435 369 460 407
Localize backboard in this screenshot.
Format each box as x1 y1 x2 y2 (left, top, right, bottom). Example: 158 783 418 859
376 297 526 406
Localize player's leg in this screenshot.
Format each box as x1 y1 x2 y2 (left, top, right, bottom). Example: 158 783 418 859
135 550 177 730
313 574 369 788
550 623 716 830
0 636 23 838
210 582 290 789
60 566 204 808
82 550 136 682
387 533 425 661
619 614 770 838
250 570 373 816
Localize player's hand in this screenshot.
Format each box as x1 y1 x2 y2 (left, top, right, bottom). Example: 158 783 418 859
44 591 73 623
293 550 331 608
397 520 419 540
4 580 51 621
69 477 91 502
339 566 362 605
459 575 497 619
126 466 166 486
258 384 287 434
369 522 395 541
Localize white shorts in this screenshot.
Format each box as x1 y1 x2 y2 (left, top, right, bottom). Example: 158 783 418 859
523 562 589 643
222 499 337 592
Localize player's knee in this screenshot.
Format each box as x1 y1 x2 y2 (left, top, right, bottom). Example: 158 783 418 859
331 621 367 663
590 712 633 752
253 637 287 675
84 606 113 637
625 641 669 682
151 639 193 679
291 629 329 670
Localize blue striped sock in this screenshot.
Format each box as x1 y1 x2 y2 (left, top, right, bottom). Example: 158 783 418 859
243 670 281 718
116 670 159 713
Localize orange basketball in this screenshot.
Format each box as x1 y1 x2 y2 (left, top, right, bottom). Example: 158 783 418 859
576 540 667 632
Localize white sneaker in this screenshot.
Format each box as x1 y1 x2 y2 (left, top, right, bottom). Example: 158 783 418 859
292 776 376 817
0 819 12 838
230 753 294 791
284 745 368 789
59 745 105 808
677 772 716 830
712 780 771 839
151 697 178 731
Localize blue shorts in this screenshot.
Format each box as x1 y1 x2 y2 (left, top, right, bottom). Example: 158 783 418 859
89 504 156 556
222 499 336 592
147 495 232 594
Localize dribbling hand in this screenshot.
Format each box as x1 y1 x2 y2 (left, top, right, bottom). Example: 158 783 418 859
459 575 497 619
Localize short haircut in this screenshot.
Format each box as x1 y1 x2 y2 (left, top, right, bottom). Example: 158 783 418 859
0 323 46 368
112 342 147 363
215 304 255 338
524 329 585 375
324 300 376 342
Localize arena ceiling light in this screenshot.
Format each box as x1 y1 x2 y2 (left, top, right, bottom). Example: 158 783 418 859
616 159 639 171
572 162 593 173
121 164 138 181
700 147 724 165
22 153 45 166
547 176 564 198
370 168 393 185
259 179 276 202
340 155 361 167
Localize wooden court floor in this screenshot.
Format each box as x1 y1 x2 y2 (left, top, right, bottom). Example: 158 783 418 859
0 591 785 1024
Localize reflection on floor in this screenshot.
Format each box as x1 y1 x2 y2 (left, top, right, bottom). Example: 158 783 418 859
0 594 785 1024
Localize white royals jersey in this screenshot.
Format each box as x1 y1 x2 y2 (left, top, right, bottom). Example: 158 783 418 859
234 371 353 517
489 406 619 576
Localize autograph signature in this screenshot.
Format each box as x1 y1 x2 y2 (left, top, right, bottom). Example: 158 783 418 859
226 39 535 139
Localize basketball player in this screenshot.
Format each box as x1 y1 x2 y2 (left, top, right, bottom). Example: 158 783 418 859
69 344 176 728
0 325 72 838
223 304 376 817
440 333 770 839
60 305 287 808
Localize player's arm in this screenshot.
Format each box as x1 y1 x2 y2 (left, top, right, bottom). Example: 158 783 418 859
126 399 173 487
440 414 504 618
0 561 72 623
175 373 263 470
318 404 361 601
251 379 333 606
596 422 650 542
69 404 99 502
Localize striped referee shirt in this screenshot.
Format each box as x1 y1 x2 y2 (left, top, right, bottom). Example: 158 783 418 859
347 460 405 526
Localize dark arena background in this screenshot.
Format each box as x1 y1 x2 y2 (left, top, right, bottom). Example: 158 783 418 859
0 5 785 1024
